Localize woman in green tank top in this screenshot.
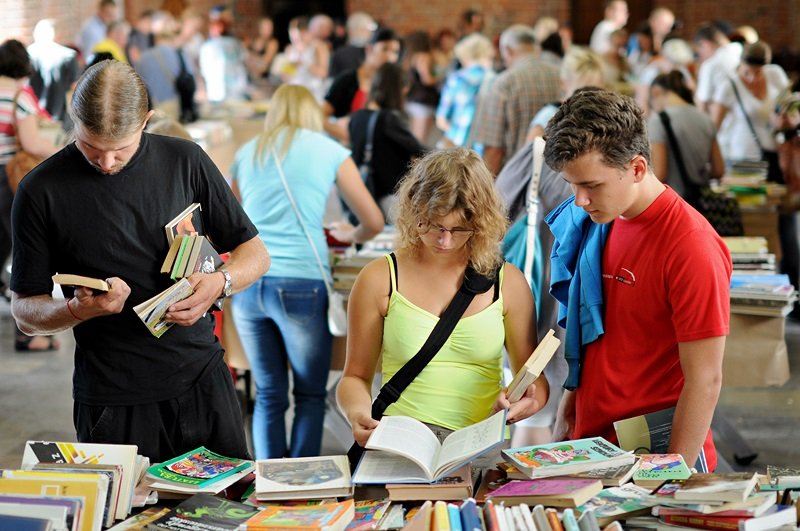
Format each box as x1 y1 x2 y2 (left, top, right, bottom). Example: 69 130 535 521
336 148 549 447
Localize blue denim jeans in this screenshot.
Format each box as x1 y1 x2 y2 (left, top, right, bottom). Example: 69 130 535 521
232 276 332 459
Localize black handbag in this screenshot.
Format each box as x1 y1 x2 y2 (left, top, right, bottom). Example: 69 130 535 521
658 111 744 236
346 255 499 472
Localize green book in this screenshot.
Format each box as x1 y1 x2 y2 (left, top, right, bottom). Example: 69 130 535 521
145 446 252 490
170 234 193 280
632 454 692 488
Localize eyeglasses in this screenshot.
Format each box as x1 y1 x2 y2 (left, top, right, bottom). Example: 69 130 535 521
417 221 475 240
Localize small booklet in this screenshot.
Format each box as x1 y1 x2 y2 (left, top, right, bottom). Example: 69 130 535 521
133 278 193 338
352 409 507 484
52 273 109 292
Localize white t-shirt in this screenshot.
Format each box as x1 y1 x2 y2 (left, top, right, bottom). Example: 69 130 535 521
589 20 618 55
695 43 742 158
713 64 790 161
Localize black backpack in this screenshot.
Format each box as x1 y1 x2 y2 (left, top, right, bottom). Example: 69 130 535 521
175 50 198 124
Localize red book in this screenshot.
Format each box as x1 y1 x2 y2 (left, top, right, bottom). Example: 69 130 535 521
661 513 743 530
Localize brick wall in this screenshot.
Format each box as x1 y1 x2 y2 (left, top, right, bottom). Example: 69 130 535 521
0 0 796 52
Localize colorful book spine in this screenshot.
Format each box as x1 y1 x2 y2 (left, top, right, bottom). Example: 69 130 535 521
447 503 463 531
562 508 580 531
459 499 482 531
434 501 451 531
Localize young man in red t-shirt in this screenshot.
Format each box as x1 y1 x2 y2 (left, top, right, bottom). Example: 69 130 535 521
543 89 731 471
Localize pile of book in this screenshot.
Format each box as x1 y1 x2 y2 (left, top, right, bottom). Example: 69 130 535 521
720 162 786 208
0 440 148 531
723 237 776 273
730 273 798 317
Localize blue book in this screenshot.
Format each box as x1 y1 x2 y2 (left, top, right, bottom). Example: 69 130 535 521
447 503 463 531
0 514 52 531
459 498 482 531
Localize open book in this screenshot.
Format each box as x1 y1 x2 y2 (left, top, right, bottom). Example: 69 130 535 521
133 278 193 338
352 409 506 484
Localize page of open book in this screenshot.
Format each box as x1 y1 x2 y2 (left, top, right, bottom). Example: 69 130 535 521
352 452 433 483
435 409 506 477
365 416 441 477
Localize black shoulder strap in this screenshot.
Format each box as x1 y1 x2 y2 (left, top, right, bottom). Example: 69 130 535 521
176 48 188 74
658 111 695 194
728 77 765 151
369 263 498 420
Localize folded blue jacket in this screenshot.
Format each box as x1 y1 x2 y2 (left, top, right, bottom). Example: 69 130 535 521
545 196 609 390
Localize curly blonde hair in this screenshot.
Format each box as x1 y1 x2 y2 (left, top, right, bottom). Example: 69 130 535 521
393 148 507 276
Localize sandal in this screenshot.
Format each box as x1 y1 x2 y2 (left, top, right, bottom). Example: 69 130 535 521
15 335 61 352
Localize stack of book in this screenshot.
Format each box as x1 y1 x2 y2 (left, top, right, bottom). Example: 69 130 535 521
720 162 787 208
0 441 147 531
723 236 776 273
730 273 798 317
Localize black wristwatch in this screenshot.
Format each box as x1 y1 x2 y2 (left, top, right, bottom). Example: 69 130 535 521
220 268 233 298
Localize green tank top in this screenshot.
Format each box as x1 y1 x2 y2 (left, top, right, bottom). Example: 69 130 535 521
381 254 505 430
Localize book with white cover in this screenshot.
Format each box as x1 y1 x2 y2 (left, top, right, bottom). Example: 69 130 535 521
255 455 353 501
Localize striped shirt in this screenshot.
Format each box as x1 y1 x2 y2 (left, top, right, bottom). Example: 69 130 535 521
471 55 560 167
0 84 38 165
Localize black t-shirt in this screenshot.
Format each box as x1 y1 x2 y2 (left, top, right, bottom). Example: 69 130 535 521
324 70 360 118
330 45 365 79
349 109 427 199
11 133 258 406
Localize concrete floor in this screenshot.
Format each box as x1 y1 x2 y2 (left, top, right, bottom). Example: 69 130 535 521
0 297 798 471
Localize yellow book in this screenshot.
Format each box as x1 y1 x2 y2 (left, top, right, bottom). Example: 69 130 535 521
52 274 109 292
0 469 107 531
433 501 450 531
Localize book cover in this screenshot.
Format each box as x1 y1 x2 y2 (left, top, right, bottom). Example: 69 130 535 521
21 440 138 521
240 499 355 531
403 501 433 531
652 491 777 518
146 447 253 491
673 473 759 503
459 499 482 531
500 460 637 486
0 494 81 531
506 329 560 402
255 455 353 501
345 499 391 531
486 478 603 508
501 437 634 479
0 514 53 531
354 410 506 484
386 464 473 502
0 501 68 530
133 278 194 338
52 274 109 292
633 454 692 488
575 483 656 527
165 203 204 245
613 407 676 455
146 493 259 530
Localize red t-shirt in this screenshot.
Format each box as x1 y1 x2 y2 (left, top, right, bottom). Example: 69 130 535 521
573 186 731 471
350 88 367 113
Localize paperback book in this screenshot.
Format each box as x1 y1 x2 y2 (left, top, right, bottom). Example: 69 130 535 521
145 447 254 494
574 484 656 527
165 203 204 245
0 494 81 531
145 493 259 530
499 460 640 487
133 278 194 338
505 329 560 402
672 473 760 504
766 464 800 489
345 499 391 531
239 499 355 531
632 454 692 488
485 478 603 508
52 274 109 292
353 410 506 484
254 455 353 501
501 437 634 479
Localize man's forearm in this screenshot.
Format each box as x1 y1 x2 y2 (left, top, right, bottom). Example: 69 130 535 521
222 236 270 296
668 379 722 467
12 294 81 335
